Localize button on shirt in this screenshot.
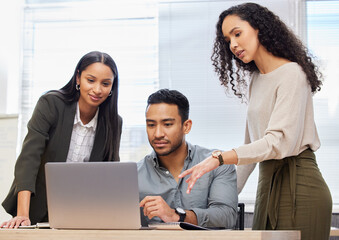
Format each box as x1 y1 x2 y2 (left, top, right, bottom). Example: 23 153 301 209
66 103 98 163
137 142 238 228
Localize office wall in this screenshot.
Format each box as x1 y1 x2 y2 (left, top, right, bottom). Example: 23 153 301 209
0 1 23 222
0 115 18 221
0 1 23 114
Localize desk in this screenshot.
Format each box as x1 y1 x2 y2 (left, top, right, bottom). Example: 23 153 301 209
331 227 339 237
0 229 300 240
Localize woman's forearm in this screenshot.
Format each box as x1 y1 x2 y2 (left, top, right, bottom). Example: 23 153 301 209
221 150 238 165
17 191 31 217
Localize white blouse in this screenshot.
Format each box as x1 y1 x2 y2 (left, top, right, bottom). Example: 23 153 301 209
66 103 98 162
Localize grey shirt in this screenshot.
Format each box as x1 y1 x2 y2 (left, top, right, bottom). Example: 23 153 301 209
137 142 238 228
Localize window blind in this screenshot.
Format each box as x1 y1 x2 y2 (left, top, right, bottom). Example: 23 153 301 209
21 0 158 162
306 0 339 206
158 0 300 205
20 0 339 206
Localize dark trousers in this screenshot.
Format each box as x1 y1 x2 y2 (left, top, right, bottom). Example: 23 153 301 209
253 149 332 240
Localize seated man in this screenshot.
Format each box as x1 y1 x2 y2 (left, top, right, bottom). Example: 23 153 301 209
138 89 238 228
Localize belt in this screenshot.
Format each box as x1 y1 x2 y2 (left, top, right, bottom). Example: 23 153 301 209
267 157 297 229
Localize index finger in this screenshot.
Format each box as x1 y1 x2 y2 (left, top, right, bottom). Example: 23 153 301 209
185 176 198 194
178 168 193 178
185 167 207 194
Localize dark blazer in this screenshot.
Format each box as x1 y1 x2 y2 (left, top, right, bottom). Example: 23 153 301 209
2 93 122 224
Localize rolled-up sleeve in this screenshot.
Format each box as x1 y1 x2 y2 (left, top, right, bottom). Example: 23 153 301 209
190 164 238 228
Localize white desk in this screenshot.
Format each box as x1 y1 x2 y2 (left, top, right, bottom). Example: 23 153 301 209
0 229 300 240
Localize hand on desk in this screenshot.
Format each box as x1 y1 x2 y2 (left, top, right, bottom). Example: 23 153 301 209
0 216 31 229
140 196 179 223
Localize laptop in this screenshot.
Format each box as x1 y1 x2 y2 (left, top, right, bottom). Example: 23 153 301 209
45 162 141 229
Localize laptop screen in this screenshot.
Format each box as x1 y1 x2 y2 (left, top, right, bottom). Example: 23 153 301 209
45 162 141 229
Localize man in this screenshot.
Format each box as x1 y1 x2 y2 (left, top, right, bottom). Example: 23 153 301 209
138 89 238 228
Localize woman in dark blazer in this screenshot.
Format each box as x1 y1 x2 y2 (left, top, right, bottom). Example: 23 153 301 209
1 51 122 228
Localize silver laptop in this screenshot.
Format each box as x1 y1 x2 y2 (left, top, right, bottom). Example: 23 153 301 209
45 162 141 229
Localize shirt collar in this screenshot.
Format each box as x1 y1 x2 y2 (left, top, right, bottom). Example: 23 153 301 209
74 102 99 130
150 141 194 168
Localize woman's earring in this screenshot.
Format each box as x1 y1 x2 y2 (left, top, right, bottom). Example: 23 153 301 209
76 84 80 91
108 91 112 96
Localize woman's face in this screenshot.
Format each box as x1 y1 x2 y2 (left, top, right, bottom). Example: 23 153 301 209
76 62 114 112
222 14 260 63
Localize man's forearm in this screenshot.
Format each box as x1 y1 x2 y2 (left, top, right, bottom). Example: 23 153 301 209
184 210 198 225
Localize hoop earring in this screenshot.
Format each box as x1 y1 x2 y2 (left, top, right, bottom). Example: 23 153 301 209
108 91 112 96
76 84 80 91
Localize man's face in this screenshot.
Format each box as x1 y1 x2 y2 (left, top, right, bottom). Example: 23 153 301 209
146 103 187 156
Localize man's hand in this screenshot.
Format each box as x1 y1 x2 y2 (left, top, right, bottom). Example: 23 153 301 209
0 216 31 229
140 196 179 223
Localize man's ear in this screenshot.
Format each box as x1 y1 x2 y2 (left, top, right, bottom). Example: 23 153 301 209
183 119 192 134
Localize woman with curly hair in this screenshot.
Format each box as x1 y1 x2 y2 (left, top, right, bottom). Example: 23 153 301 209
179 3 332 239
1 51 122 228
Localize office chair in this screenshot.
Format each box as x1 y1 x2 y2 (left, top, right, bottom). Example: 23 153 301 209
234 203 245 230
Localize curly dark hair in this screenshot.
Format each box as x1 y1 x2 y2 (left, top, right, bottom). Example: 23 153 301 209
211 2 322 100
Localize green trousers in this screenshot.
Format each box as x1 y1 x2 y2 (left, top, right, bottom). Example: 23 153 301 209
252 149 332 240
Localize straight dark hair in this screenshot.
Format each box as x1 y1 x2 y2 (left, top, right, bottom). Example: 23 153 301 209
49 51 119 161
147 89 189 123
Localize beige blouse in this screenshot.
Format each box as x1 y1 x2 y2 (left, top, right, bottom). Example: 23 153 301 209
234 62 320 166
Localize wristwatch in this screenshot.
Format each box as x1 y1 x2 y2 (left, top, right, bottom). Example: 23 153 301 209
175 207 186 222
212 150 224 166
